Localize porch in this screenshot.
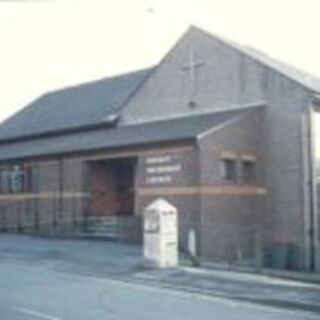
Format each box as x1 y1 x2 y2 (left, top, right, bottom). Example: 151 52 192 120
82 156 142 243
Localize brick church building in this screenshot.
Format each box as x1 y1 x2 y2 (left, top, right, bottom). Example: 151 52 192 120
0 27 319 272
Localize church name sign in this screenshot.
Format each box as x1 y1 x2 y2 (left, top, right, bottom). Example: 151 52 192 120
145 155 182 185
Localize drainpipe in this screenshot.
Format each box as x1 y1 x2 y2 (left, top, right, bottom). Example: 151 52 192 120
195 139 203 267
57 157 64 229
307 96 320 272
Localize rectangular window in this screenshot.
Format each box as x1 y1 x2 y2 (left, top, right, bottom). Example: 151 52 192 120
29 166 38 193
10 164 25 194
220 158 237 182
241 160 256 183
0 169 2 194
0 169 10 194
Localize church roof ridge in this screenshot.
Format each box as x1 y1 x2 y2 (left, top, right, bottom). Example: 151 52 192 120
189 25 320 93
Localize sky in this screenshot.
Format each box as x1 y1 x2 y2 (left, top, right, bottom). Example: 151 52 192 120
1 0 320 122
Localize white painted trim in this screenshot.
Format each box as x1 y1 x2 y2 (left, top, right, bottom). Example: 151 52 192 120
196 108 258 141
13 307 62 320
301 106 312 271
122 101 266 126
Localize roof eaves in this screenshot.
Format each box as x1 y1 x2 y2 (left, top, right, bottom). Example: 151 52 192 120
0 119 118 145
124 101 266 126
0 136 195 163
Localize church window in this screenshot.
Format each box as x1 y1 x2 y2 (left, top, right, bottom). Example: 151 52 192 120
220 158 237 182
9 164 25 194
0 169 11 194
241 160 256 183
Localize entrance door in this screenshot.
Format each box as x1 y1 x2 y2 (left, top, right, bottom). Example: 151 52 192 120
88 157 136 217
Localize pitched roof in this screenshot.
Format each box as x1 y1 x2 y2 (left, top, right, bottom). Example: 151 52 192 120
0 67 153 143
0 105 259 161
193 26 320 93
2 25 316 148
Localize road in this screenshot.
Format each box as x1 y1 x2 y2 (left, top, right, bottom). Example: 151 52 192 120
0 259 318 320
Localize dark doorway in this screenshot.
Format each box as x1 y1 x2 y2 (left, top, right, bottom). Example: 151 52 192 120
87 157 137 217
114 158 136 216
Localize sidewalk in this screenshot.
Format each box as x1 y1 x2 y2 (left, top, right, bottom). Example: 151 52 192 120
0 233 141 275
198 259 320 285
133 264 320 314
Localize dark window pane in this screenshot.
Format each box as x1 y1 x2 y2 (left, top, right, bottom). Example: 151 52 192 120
220 159 237 182
0 169 11 194
10 165 25 194
242 160 256 183
30 166 39 193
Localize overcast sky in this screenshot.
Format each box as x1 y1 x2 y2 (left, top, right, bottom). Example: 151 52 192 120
1 0 320 122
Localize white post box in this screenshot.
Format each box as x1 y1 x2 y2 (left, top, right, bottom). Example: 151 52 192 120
143 199 178 268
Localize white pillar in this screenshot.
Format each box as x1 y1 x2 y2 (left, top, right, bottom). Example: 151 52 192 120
143 199 178 268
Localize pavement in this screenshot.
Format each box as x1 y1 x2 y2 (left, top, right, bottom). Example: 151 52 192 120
0 233 142 276
133 267 320 314
0 234 319 319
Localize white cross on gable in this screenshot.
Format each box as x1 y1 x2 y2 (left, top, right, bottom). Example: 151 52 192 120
182 49 205 106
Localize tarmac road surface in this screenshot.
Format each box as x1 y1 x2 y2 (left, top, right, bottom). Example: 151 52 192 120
0 234 319 320
0 259 318 320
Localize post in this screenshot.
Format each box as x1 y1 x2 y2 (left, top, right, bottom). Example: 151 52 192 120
143 199 178 268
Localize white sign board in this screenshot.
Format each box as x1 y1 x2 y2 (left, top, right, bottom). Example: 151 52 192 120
143 199 178 268
145 155 182 185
